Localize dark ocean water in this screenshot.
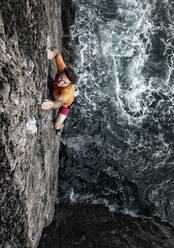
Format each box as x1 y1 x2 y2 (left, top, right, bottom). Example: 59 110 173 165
58 0 174 223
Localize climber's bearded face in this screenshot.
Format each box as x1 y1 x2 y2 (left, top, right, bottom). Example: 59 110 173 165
57 73 71 88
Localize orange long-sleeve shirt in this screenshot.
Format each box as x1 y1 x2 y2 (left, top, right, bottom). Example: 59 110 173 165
53 55 75 108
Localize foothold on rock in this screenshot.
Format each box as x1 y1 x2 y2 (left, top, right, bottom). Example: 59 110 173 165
26 117 37 135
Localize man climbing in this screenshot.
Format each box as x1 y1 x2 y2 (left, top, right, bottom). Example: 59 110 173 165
42 47 78 130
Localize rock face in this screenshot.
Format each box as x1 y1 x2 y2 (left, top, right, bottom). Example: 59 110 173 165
39 204 174 248
0 0 63 247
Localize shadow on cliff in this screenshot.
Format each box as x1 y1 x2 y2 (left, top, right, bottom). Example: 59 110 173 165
47 63 54 99
61 0 76 64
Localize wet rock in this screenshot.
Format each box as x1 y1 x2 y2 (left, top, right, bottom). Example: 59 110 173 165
39 204 174 248
0 0 63 247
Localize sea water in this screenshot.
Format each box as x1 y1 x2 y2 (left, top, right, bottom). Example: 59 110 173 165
58 0 174 224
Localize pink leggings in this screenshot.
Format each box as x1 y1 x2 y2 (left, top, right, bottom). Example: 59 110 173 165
59 104 74 116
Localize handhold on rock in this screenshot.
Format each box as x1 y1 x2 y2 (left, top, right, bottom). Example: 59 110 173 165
22 58 34 76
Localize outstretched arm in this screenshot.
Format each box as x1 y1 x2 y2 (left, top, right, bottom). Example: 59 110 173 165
41 98 65 110
47 47 60 60
47 47 66 75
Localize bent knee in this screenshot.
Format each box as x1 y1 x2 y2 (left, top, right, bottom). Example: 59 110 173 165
54 123 64 130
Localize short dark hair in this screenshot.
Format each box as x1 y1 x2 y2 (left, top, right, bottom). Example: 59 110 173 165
63 66 78 84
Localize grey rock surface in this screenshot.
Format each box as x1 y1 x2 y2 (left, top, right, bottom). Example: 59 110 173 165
0 0 63 247
39 204 174 248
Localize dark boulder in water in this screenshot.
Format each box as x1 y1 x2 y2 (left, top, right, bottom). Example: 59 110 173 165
39 203 174 248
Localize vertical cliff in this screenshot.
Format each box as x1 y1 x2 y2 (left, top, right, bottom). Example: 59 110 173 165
0 0 63 247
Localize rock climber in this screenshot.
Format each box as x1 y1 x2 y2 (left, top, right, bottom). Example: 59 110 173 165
42 47 78 131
